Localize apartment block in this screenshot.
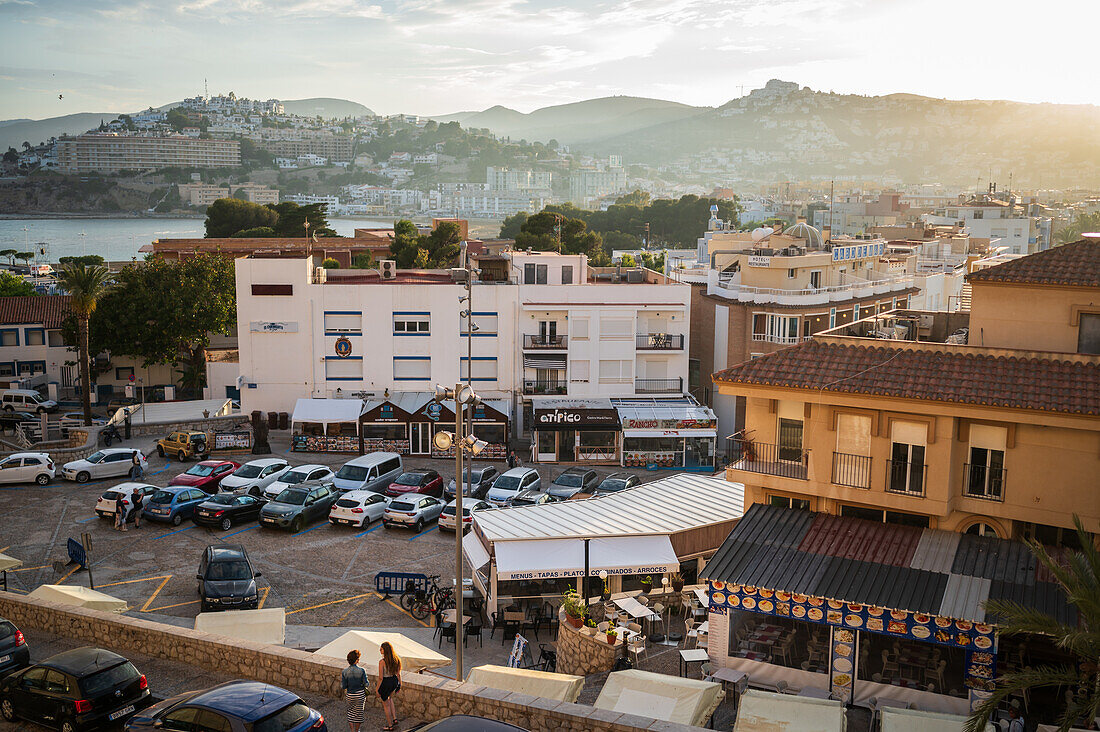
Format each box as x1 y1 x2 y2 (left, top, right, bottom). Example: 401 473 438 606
56 135 241 174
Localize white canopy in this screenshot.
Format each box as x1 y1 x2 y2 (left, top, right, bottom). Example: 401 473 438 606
194 608 285 645
113 399 235 425
595 669 723 728
0 553 22 572
313 630 450 672
734 689 846 732
291 398 365 429
28 584 128 613
466 665 584 703
494 534 679 581
881 707 994 732
463 537 491 571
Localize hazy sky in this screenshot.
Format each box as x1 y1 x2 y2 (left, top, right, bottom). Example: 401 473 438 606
2 0 1098 120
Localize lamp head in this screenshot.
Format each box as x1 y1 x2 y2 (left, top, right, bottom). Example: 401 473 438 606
598 570 608 580
455 383 476 405
433 384 453 403
464 435 488 455
433 430 454 451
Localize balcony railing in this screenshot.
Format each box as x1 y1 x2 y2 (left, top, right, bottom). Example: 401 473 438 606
523 334 567 349
636 333 684 350
832 452 871 489
523 379 568 395
634 377 683 394
727 441 809 480
963 463 1005 501
886 458 926 497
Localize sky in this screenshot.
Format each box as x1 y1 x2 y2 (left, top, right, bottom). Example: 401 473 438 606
1 0 1098 121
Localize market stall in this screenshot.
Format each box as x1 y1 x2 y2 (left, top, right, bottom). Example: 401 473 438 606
291 398 366 452
466 665 584 703
615 397 717 470
359 393 510 458
313 630 450 672
595 670 724 728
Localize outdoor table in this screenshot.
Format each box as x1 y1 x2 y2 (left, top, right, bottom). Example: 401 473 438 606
798 686 832 699
679 648 709 677
712 667 747 692
613 596 654 620
693 587 709 606
441 609 471 625
697 621 709 634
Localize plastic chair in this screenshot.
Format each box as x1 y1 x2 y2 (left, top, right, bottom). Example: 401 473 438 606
627 634 648 665
465 619 483 648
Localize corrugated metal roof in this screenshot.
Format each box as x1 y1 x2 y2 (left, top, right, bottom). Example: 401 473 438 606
474 472 744 543
798 514 922 567
940 574 991 622
910 531 961 574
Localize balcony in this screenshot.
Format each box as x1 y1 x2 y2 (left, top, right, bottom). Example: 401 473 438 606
634 377 683 394
636 333 684 350
886 458 926 497
963 463 1005 501
523 379 567 396
523 334 567 350
832 452 871 489
727 440 809 480
708 269 914 306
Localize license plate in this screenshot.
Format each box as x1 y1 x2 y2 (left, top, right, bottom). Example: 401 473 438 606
262 517 274 523
108 705 135 721
0 654 10 663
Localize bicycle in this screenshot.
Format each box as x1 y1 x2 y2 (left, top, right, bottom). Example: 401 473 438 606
400 575 456 620
399 575 439 612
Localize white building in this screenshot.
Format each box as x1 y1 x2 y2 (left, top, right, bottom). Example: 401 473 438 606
486 166 553 193
924 197 1051 255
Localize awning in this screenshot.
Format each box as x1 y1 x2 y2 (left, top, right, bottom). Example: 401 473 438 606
467 665 584 703
28 584 128 613
291 398 365 428
194 608 285 645
532 399 620 430
313 630 450 672
623 429 717 438
464 536 491 571
494 535 678 581
523 354 567 369
614 399 717 431
881 707 994 732
595 669 723 728
733 689 845 732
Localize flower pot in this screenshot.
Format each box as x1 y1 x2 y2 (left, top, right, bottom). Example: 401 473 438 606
606 634 617 645
640 583 653 593
566 615 582 628
672 580 685 592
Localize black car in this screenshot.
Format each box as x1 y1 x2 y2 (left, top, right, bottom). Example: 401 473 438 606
508 490 557 508
259 481 340 532
192 493 266 531
444 465 499 500
197 545 261 612
0 647 152 732
594 472 641 495
124 680 326 732
546 467 598 499
0 618 30 676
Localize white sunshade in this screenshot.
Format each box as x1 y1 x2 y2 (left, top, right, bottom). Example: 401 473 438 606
194 608 285 645
734 689 845 732
463 536 491 571
494 534 678 581
595 669 723 728
313 630 450 672
622 429 716 437
881 707 994 732
466 665 584 703
0 552 22 572
291 398 364 428
28 584 128 613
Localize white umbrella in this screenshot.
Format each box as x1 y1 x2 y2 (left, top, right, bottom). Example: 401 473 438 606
195 608 286 645
313 630 450 672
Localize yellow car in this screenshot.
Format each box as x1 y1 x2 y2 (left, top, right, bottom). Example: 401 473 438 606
156 430 211 461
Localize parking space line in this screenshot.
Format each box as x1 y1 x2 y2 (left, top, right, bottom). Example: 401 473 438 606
151 525 194 541
372 592 429 628
296 522 329 536
0 545 8 553
9 565 48 572
258 586 271 609
56 565 80 583
408 526 436 541
222 525 257 539
285 592 375 616
140 575 173 611
77 516 98 523
355 524 382 538
144 599 199 612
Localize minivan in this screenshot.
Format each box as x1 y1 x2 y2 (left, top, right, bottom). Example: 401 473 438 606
1 389 58 414
333 452 403 493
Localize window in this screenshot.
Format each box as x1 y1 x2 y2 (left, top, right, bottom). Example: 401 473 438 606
839 504 929 528
393 356 430 380
469 312 497 336
561 265 573 284
833 413 871 488
251 284 293 296
569 359 590 382
115 367 135 381
965 424 1006 500
0 363 14 377
571 318 589 340
600 318 632 339
47 330 64 348
752 313 799 344
24 329 44 346
1016 521 1082 550
769 495 810 511
324 312 362 334
829 308 836 328
787 268 797 279
17 361 44 375
965 522 999 538
524 263 547 284
809 270 822 289
1078 313 1100 355
460 357 497 381
393 313 430 335
777 418 804 462
325 357 363 381
0 329 17 347
598 359 632 383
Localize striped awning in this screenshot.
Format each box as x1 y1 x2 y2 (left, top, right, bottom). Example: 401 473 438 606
523 354 567 369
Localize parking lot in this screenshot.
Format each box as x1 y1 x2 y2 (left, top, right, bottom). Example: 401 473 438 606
1 430 662 634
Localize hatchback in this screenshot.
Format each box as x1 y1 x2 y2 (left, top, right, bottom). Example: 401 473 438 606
218 458 290 496
438 499 490 532
61 449 147 483
444 465 499 500
0 647 151 732
167 459 240 494
197 545 261 612
259 482 339 532
485 467 540 506
0 617 30 677
124 680 325 732
383 495 444 532
546 467 598 499
95 483 158 522
142 487 209 526
384 468 443 498
328 490 389 528
192 493 266 531
0 452 54 485
262 464 334 500
595 472 641 495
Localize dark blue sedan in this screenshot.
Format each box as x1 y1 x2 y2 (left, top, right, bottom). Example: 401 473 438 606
125 680 326 732
141 487 209 526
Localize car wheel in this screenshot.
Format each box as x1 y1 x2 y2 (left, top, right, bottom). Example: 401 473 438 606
103 435 112 446
220 517 232 531
1 405 11 412
291 517 303 533
178 450 187 462
35 473 49 485
76 471 90 483
249 486 260 497
414 519 423 533
1 697 15 722
157 445 165 458
172 513 182 526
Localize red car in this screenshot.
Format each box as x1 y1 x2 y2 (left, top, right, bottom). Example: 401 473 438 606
168 459 241 494
385 468 444 498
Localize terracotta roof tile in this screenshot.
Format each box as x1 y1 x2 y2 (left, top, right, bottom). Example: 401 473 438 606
0 296 72 329
712 339 1100 416
966 239 1100 288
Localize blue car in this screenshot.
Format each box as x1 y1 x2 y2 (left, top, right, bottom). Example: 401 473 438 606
125 680 326 732
141 486 209 526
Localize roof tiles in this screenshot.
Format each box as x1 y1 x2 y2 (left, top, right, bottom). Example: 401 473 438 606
0 296 72 329
966 239 1100 288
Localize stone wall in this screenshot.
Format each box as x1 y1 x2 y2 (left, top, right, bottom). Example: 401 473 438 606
0 593 702 732
556 608 621 676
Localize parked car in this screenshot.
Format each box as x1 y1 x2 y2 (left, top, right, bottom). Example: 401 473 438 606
383 494 444 532
0 647 152 732
333 452 403 493
438 499 490 532
197 545 261 612
328 490 389 528
259 481 339 533
61 449 147 483
124 680 326 732
546 467 598 500
508 490 557 508
262 464 334 500
142 487 209 526
486 467 541 507
95 483 158 522
0 617 30 677
167 459 240 494
444 465 499 500
1 388 58 414
58 413 107 428
192 493 266 531
0 452 54 485
384 468 443 498
155 430 210 461
218 458 290 496
0 411 37 434
594 472 641 495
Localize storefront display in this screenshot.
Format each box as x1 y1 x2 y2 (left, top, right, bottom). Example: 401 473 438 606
615 399 717 471
357 393 510 459
291 398 366 453
531 399 621 463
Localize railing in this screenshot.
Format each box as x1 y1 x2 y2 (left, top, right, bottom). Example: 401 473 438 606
636 333 684 350
523 379 567 395
523 334 567 349
634 377 683 394
832 452 871 489
886 458 926 496
727 441 809 480
709 269 914 303
963 463 1005 501
751 334 811 344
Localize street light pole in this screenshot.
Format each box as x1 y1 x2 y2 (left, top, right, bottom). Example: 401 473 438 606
453 381 464 681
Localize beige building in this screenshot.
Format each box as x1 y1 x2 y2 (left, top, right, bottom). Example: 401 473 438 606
712 238 1100 546
56 135 240 174
178 183 229 207
229 184 279 205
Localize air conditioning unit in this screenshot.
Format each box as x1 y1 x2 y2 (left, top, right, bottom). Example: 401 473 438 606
379 259 397 280
918 314 935 329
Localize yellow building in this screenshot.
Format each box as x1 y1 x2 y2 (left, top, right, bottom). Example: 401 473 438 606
712 238 1100 546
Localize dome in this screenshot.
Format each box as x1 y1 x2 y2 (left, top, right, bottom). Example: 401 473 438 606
784 222 823 249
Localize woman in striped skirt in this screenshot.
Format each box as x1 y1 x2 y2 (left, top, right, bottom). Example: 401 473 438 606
341 649 369 732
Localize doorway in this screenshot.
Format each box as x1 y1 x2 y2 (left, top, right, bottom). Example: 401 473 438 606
537 431 557 462
410 422 433 454
557 430 575 461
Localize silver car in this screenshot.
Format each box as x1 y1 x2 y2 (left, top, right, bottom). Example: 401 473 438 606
329 490 390 528
219 458 290 495
262 464 334 500
383 494 444 532
62 448 147 483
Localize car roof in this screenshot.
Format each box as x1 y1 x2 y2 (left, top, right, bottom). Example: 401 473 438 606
343 490 384 499
196 459 234 466
187 681 299 722
603 472 635 481
207 545 247 561
159 486 192 495
345 452 400 466
111 482 155 492
99 448 137 455
11 452 49 459
403 467 433 475
500 467 536 477
560 467 593 475
41 647 127 676
245 458 287 467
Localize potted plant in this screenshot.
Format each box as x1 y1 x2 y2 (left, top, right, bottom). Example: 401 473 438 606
606 629 618 645
670 572 685 592
582 618 598 636
640 575 653 592
561 589 585 628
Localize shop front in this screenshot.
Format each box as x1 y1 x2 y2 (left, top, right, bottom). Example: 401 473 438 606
291 398 367 452
531 398 621 464
358 392 510 459
615 399 718 471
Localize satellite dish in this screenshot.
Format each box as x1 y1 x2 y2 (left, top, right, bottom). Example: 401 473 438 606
751 227 774 242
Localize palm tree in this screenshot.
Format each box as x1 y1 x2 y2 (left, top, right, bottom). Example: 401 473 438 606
965 515 1100 732
56 264 112 426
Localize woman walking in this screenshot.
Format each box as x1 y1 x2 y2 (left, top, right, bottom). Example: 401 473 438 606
377 642 402 731
341 649 369 732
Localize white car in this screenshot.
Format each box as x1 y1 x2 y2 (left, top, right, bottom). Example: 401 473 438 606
219 458 291 495
438 499 490 532
329 490 390 528
262 464 334 500
0 452 54 485
383 494 444 532
95 483 158 520
62 448 148 483
485 467 541 507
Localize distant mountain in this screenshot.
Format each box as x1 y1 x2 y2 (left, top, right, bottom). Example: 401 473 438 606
0 119 32 129
281 98 373 118
0 112 122 153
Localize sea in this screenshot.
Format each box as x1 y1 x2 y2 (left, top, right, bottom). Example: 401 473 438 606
0 217 396 263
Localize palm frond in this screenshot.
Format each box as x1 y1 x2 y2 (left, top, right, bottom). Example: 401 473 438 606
965 665 1083 732
57 264 113 315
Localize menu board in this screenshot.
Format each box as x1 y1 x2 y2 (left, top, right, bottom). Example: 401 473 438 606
830 626 854 703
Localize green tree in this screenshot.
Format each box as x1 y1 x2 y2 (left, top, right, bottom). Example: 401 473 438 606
515 211 602 257
14 252 33 264
387 220 461 268
965 516 1100 732
351 252 376 269
321 258 340 269
0 249 17 264
619 253 637 267
204 198 279 238
267 202 336 238
59 255 106 267
56 264 113 425
1054 212 1100 245
499 211 528 239
2 148 17 164
615 189 651 208
0 271 38 296
231 226 277 238
166 108 189 132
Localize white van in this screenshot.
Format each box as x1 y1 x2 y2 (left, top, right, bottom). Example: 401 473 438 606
333 452 403 493
1 389 58 414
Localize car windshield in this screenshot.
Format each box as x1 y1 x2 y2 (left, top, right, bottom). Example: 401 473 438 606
151 491 176 504
494 475 521 491
390 501 414 512
275 489 307 505
0 620 14 639
234 464 264 478
334 498 360 508
209 494 236 505
554 474 583 487
600 480 628 491
441 505 456 516
206 560 251 581
80 661 139 696
281 470 308 484
85 451 106 464
394 472 422 486
185 464 215 477
336 465 369 481
254 702 310 732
